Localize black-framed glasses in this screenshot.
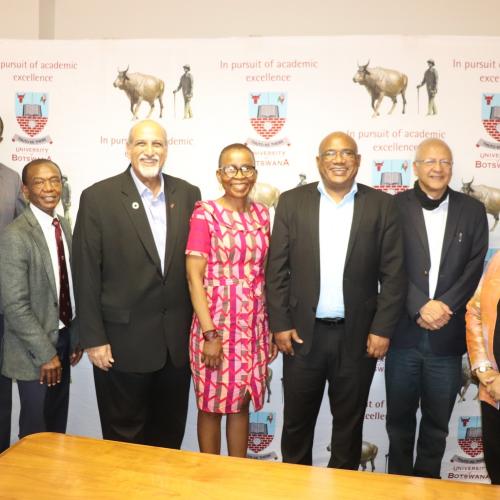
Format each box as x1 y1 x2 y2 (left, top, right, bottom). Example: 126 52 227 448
320 149 356 160
218 165 256 178
415 159 453 168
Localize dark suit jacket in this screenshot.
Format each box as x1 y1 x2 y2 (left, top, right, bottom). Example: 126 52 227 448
0 206 77 380
265 182 407 359
391 188 488 356
0 162 25 314
72 168 200 372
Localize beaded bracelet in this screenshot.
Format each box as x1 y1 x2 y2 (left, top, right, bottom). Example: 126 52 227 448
203 329 220 341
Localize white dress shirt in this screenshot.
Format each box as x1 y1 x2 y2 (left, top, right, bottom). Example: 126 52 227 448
30 203 75 328
422 196 449 299
316 181 357 318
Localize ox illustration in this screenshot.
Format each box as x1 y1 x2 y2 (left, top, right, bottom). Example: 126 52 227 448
458 354 479 402
249 182 280 209
353 61 408 117
360 441 378 472
462 178 500 231
327 440 378 471
113 67 165 120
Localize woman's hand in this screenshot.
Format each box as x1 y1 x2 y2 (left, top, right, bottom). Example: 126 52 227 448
202 337 223 369
485 372 500 401
476 368 498 387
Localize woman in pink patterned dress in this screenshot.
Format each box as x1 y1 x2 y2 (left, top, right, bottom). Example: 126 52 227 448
186 143 277 457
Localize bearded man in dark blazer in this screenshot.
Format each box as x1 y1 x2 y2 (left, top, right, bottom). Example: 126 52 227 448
73 120 200 448
385 138 488 478
266 131 406 468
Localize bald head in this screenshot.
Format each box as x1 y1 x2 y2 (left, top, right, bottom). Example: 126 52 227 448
127 119 167 146
318 131 358 156
415 138 452 163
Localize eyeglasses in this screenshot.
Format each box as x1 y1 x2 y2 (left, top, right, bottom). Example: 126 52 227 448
320 149 357 160
415 159 453 168
218 165 256 178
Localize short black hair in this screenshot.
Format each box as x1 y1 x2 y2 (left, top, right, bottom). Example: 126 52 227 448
22 159 62 185
218 143 255 167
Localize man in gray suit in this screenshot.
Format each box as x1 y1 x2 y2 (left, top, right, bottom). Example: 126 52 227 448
0 159 82 439
0 161 25 452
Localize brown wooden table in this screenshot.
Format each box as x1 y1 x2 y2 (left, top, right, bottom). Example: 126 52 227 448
0 433 498 499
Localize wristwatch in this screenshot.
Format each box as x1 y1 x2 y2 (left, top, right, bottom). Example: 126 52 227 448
475 363 493 375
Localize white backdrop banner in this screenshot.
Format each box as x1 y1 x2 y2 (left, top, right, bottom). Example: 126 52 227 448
1 36 499 483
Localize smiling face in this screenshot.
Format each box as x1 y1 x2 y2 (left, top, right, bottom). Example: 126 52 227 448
22 161 62 215
126 120 167 183
316 132 360 198
413 139 453 199
217 146 257 201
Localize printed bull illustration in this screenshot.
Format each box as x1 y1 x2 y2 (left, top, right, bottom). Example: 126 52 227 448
353 61 408 117
113 66 165 120
327 440 378 471
458 354 479 402
249 182 280 209
462 178 500 231
360 441 378 471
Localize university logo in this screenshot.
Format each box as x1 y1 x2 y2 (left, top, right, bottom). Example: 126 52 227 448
371 159 411 194
15 92 49 137
481 93 500 142
249 92 287 140
457 416 483 458
247 411 277 460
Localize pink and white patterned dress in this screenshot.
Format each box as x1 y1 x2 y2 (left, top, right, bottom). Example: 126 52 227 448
186 200 270 413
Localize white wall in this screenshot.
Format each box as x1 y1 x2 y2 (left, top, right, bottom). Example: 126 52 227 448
0 0 499 39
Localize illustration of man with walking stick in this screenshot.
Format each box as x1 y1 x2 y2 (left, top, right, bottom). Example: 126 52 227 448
417 59 438 116
173 64 193 119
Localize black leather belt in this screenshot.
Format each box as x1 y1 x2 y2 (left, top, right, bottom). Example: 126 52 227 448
316 317 345 325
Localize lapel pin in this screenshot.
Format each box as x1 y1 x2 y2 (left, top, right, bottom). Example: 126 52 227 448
132 202 140 210
170 203 175 209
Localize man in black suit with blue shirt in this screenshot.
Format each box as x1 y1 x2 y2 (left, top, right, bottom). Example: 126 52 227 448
266 131 406 468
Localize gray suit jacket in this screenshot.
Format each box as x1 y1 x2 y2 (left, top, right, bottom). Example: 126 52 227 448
0 163 25 313
0 206 77 380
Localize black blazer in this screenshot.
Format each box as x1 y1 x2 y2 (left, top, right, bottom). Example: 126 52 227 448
265 182 407 359
391 188 488 356
73 168 201 372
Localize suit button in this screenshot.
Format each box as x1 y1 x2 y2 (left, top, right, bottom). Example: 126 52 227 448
424 270 429 275
162 308 167 314
54 302 58 308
